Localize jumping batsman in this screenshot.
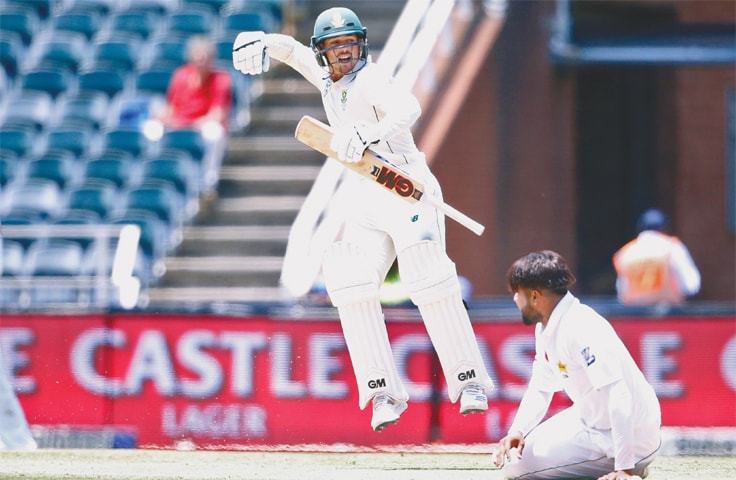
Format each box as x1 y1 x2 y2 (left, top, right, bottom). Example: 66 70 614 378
496 251 661 480
233 7 494 431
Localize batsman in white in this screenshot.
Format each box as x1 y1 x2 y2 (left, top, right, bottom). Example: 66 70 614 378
233 7 494 432
495 251 661 480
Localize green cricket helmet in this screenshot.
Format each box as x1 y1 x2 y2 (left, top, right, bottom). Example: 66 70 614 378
311 7 368 70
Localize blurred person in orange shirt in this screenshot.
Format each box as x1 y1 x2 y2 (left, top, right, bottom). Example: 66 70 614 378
613 208 701 307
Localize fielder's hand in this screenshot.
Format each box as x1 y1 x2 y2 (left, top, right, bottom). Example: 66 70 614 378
233 31 269 75
330 123 379 163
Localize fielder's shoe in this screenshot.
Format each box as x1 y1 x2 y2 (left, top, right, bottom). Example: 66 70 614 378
459 383 488 415
371 394 408 432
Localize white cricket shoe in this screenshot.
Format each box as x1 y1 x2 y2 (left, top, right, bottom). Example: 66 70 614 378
371 394 408 432
459 383 488 415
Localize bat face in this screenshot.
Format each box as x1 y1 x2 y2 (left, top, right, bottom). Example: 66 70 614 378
369 163 424 200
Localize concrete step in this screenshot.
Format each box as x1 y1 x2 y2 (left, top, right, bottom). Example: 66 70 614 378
177 225 290 256
145 286 286 304
198 195 304 225
218 164 320 196
160 255 283 287
225 135 326 166
249 105 327 134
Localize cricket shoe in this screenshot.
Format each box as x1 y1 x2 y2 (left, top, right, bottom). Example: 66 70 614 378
459 383 488 415
371 394 408 432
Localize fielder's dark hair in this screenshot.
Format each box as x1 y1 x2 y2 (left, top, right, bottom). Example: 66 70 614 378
506 250 576 295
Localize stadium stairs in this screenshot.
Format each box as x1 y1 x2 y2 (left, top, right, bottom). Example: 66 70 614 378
144 1 406 308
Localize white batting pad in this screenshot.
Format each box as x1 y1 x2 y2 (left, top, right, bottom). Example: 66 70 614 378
399 241 494 402
322 242 408 408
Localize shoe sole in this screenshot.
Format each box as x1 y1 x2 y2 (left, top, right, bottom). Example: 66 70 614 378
460 407 487 415
372 402 408 432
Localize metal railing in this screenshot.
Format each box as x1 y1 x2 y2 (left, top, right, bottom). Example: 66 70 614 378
1 224 141 310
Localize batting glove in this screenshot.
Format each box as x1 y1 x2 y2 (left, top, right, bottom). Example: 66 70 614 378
330 123 379 163
233 31 270 75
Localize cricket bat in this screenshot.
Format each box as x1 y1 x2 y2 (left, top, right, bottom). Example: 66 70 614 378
294 116 485 236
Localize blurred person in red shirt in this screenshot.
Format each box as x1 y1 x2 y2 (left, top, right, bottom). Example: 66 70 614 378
149 35 233 191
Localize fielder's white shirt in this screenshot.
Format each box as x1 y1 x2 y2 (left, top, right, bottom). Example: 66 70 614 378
510 292 661 470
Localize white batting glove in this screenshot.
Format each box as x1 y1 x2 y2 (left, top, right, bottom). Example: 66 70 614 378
233 31 270 75
330 123 379 163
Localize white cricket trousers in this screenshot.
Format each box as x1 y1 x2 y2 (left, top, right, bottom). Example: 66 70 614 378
503 406 660 479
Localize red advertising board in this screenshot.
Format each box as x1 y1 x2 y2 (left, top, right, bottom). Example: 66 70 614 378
1 313 734 448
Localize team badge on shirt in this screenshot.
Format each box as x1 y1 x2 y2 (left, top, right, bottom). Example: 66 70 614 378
341 89 348 109
581 346 596 366
557 361 568 377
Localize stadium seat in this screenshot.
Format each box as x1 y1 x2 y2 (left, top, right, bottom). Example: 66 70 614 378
78 68 127 98
0 127 37 157
53 208 104 249
46 126 98 158
3 0 51 20
59 0 115 16
25 239 86 305
0 91 54 131
101 128 151 157
0 6 39 46
181 0 228 15
141 156 200 197
106 10 159 40
26 155 77 189
30 31 90 73
21 68 73 98
89 37 142 72
2 179 64 220
123 181 183 225
135 67 174 96
159 129 206 162
223 9 273 35
110 208 170 260
0 31 22 78
83 155 135 189
166 8 216 37
1 239 25 277
125 0 179 16
0 155 19 187
147 38 188 69
56 92 110 131
52 11 103 40
67 180 117 219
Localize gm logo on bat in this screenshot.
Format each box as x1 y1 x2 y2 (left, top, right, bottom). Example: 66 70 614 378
369 164 424 201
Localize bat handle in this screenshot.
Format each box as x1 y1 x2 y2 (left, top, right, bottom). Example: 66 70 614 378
422 195 486 236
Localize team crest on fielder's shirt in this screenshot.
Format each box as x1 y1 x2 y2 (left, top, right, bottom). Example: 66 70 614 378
557 361 568 377
581 346 596 366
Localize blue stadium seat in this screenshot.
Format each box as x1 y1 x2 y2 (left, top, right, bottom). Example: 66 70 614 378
57 92 110 131
0 127 37 157
89 37 142 72
21 68 74 98
147 38 187 69
46 126 98 158
0 155 19 187
223 9 273 35
0 91 54 131
181 0 228 15
53 208 105 248
101 128 150 157
78 68 127 98
123 180 183 225
1 239 25 277
0 6 39 46
159 129 206 162
26 155 77 189
30 31 90 73
166 8 216 36
83 153 135 189
106 10 159 40
59 0 115 16
135 67 174 96
0 31 22 78
52 11 103 40
110 208 170 260
67 179 117 219
25 239 86 305
2 179 64 220
125 0 179 16
3 0 51 20
141 156 200 196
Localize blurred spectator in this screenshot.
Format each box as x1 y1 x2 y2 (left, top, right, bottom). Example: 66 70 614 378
613 208 701 307
146 35 233 191
0 227 38 451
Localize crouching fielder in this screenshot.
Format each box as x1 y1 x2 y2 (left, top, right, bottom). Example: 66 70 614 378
233 6 493 432
495 251 661 480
